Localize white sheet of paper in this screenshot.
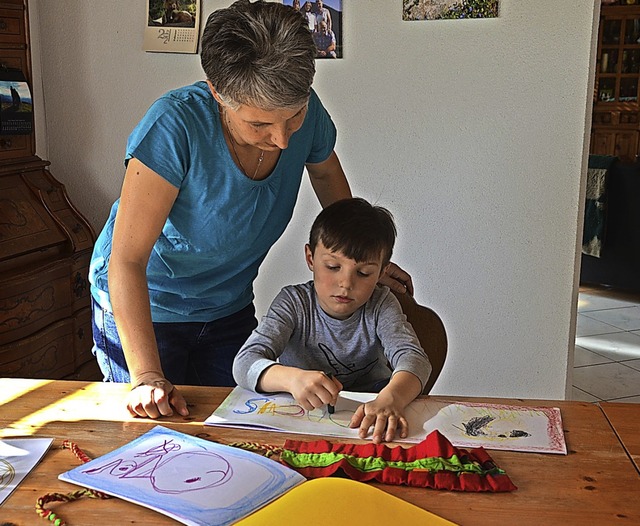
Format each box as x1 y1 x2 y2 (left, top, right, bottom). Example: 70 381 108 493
0 437 53 506
205 387 567 454
59 425 305 526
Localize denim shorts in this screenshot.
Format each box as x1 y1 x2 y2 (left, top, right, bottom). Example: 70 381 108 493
91 298 258 387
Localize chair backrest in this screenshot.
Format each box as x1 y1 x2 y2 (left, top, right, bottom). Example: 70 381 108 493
392 290 447 394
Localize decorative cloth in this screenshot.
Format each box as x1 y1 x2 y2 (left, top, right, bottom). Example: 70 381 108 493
280 430 517 492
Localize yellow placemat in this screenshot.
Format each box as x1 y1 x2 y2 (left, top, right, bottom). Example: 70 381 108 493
236 478 457 526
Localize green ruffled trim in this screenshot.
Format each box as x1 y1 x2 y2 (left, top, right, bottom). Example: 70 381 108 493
280 451 505 476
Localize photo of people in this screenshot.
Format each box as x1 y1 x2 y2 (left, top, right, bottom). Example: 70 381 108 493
285 0 342 59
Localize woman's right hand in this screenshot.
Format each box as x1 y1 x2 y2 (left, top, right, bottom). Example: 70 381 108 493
126 373 189 419
109 159 185 420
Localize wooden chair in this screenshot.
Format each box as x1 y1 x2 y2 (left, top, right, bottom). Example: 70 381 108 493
392 290 447 394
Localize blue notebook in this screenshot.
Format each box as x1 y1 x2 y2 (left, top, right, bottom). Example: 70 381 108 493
59 425 304 526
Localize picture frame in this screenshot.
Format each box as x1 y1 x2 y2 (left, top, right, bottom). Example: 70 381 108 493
0 68 32 136
144 0 201 54
284 0 343 59
403 0 499 21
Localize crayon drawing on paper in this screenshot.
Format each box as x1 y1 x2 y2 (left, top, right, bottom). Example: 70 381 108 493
59 426 304 526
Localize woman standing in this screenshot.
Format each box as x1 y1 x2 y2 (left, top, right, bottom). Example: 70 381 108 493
89 0 412 419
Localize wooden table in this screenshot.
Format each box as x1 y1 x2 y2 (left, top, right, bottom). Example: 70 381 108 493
1 379 639 525
599 401 640 474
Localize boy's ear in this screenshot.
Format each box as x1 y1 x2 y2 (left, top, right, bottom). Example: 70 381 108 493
379 262 391 278
304 244 314 271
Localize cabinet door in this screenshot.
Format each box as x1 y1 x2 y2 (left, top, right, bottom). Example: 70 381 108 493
598 13 640 103
591 131 616 155
590 130 639 162
614 130 639 161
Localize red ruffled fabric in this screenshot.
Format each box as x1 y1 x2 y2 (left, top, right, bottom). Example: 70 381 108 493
281 430 517 492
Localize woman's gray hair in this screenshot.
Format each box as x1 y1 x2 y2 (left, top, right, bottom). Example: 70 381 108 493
201 0 316 111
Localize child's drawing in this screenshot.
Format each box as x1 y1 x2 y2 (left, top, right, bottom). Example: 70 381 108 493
206 387 567 454
59 426 304 526
234 396 306 417
457 414 530 438
0 458 16 490
81 438 233 494
414 401 566 454
210 389 362 437
233 395 352 428
0 438 53 506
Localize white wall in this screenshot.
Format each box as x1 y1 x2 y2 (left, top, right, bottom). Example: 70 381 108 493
29 0 598 399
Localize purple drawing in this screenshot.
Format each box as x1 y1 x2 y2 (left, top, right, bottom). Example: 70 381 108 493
82 439 233 494
59 426 305 526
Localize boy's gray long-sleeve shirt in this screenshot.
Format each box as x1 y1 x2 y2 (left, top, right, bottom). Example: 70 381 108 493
232 281 432 392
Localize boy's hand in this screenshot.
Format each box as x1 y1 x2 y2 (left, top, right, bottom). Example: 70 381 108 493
288 369 342 411
349 392 409 444
350 371 422 443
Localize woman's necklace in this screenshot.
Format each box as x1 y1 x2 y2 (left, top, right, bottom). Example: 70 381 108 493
225 117 264 180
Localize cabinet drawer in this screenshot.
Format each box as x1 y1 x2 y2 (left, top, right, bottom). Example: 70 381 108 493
0 134 31 160
0 48 29 75
0 7 26 46
0 47 31 77
0 318 75 379
0 262 73 343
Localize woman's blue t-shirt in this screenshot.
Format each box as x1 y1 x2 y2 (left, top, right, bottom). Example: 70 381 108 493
89 81 336 323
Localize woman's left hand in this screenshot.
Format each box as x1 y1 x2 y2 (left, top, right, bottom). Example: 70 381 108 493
379 262 414 295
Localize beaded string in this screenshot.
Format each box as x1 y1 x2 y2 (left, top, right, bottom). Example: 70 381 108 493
226 441 284 458
35 440 111 526
35 439 282 525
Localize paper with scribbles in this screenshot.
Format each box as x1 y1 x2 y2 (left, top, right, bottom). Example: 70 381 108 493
206 387 566 454
0 437 53 506
59 426 304 526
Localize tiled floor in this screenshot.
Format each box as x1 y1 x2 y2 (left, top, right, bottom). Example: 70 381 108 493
573 285 640 403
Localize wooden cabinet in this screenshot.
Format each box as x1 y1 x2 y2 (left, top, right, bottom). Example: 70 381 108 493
591 6 640 162
0 1 100 380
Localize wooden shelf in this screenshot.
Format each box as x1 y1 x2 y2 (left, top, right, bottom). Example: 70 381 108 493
591 6 640 161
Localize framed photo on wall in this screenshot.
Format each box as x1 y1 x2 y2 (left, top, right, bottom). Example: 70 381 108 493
284 0 343 59
403 0 499 21
144 0 201 53
0 68 32 135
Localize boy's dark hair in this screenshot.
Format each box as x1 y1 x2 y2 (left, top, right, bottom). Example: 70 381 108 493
309 197 397 265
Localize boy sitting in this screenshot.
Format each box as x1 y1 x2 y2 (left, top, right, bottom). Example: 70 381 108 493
232 198 431 443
